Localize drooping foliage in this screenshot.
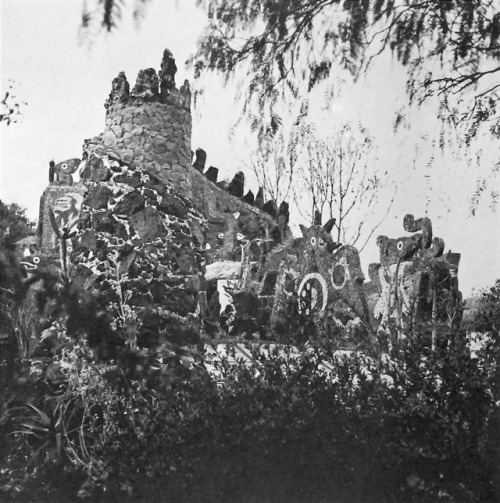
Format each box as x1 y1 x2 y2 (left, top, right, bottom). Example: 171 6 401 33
190 0 500 143
81 1 500 143
0 81 26 126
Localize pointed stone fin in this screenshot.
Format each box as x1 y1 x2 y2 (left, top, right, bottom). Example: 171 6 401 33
204 166 218 183
228 171 244 198
242 190 255 205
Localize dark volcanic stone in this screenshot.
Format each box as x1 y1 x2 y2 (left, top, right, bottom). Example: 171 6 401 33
242 190 255 205
114 173 142 188
77 230 97 251
83 185 113 210
228 171 245 198
129 207 166 242
193 148 207 173
105 71 130 109
80 156 111 182
159 48 177 96
255 187 264 209
174 248 197 274
204 166 218 183
114 191 145 216
158 194 189 218
131 68 159 100
163 288 197 316
233 291 260 317
262 200 279 219
92 211 128 238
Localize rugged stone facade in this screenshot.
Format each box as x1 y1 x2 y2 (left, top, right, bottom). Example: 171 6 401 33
32 50 372 344
223 218 371 339
368 214 462 332
32 49 463 348
103 49 192 198
73 140 206 346
38 184 85 252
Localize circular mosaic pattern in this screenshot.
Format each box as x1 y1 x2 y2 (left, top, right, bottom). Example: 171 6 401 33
297 273 328 315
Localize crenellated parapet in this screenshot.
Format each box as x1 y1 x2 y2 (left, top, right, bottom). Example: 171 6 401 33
103 49 193 198
188 147 292 266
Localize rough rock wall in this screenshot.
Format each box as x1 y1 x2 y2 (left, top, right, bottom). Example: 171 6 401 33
103 49 192 199
232 220 371 339
73 140 206 346
191 168 287 264
33 50 209 348
34 48 376 345
368 214 462 331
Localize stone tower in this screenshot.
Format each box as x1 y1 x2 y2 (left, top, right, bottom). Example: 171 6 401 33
102 49 193 198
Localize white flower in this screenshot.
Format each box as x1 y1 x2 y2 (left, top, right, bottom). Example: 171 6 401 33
380 374 394 388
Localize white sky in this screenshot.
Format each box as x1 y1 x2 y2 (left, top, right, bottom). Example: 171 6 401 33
1 0 499 296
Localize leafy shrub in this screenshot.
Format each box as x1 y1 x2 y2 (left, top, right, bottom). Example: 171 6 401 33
1 280 499 502
1 326 498 502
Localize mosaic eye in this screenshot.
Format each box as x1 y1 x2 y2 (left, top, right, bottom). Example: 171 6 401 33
310 237 316 246
397 240 404 251
331 264 346 289
33 257 40 264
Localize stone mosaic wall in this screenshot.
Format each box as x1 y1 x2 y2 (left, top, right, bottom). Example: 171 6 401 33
72 140 206 346
38 184 85 252
191 168 287 264
225 219 371 339
103 49 193 199
368 214 462 332
33 49 463 346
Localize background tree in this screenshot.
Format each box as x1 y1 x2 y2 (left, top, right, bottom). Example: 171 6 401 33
242 100 316 204
82 1 500 143
292 122 393 248
0 201 35 375
0 81 26 126
81 0 500 215
0 201 35 245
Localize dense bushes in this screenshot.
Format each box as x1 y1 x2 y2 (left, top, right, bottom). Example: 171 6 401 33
1 257 498 502
1 322 498 502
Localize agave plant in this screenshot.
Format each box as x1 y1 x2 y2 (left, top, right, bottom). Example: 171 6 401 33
13 402 63 466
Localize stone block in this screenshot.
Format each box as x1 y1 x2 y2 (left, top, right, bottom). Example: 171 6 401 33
113 190 145 216
154 142 168 155
77 230 97 251
103 130 117 148
158 194 189 218
80 156 111 182
129 206 167 242
92 211 128 238
111 125 122 137
172 163 185 174
83 185 113 210
123 149 135 162
114 173 142 188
